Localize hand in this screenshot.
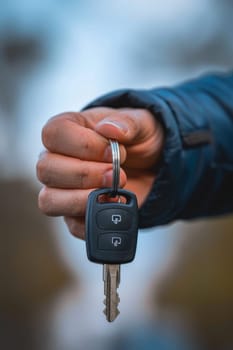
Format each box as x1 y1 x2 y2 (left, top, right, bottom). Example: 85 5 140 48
37 107 164 239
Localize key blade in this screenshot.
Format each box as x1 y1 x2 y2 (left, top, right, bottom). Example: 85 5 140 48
103 292 120 321
103 264 120 322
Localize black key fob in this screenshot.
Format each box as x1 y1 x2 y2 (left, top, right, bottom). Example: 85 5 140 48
85 188 138 264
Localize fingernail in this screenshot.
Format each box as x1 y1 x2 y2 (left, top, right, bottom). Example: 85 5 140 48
97 120 128 134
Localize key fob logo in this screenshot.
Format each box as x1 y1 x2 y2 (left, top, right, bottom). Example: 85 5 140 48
111 214 122 225
111 237 122 247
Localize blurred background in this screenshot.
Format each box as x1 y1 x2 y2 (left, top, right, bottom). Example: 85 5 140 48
0 0 233 349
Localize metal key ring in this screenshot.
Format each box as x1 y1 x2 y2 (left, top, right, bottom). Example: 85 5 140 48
110 140 120 196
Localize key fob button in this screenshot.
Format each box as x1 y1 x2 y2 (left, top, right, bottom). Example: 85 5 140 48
96 209 132 230
98 233 130 251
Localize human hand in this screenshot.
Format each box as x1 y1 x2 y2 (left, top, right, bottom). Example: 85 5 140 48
37 107 164 239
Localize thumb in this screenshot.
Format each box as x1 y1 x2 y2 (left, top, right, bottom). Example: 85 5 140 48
94 108 151 144
94 108 164 169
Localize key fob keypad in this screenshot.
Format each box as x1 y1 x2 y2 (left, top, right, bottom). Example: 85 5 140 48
86 188 138 264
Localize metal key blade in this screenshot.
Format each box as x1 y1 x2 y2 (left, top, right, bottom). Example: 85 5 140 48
103 264 120 322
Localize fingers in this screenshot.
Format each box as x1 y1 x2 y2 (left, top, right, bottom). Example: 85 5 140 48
38 187 91 216
42 110 128 163
37 150 127 214
41 108 163 171
42 112 110 162
37 150 127 219
37 151 127 189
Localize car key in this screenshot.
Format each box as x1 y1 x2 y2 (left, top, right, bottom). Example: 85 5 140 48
86 187 138 321
85 140 138 322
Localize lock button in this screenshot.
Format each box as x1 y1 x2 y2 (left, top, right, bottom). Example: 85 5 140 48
96 209 132 230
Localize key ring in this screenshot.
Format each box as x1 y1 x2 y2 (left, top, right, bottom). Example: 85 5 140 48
110 140 120 196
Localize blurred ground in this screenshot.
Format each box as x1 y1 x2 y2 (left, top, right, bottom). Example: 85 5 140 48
0 1 233 349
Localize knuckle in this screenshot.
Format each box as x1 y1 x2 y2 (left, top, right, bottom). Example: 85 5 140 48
41 122 52 148
41 117 60 149
36 155 51 185
41 112 78 150
38 187 53 215
76 168 89 188
36 158 46 182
